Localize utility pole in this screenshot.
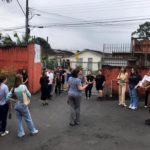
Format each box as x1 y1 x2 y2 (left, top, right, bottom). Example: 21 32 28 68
25 0 29 43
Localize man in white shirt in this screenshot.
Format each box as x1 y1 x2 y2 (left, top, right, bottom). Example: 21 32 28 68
47 69 54 99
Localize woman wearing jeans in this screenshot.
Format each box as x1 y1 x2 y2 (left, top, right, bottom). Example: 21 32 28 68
68 69 88 126
0 76 9 137
128 68 141 110
7 74 38 138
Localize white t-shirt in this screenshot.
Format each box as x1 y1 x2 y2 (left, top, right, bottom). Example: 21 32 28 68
47 72 54 85
139 75 150 87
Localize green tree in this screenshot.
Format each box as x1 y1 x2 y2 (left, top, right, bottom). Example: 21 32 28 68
34 37 52 56
132 22 150 39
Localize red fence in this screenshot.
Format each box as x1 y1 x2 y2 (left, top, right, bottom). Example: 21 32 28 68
0 43 42 93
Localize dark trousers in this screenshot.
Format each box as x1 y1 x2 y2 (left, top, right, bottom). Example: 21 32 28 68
68 95 81 123
0 103 9 132
85 85 93 98
48 85 52 98
145 90 149 106
55 83 61 95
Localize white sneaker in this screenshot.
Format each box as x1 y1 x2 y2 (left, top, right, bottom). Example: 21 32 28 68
131 106 137 110
123 104 127 107
144 106 148 108
128 105 132 109
30 129 38 136
1 130 9 137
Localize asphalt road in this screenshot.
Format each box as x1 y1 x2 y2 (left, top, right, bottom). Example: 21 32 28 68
0 92 150 150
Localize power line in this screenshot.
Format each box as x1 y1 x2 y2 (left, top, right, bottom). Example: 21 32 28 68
16 0 26 16
30 17 150 28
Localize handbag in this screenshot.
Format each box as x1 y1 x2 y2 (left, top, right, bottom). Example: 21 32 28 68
22 92 30 106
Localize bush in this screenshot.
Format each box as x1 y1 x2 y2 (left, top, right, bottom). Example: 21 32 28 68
0 69 16 89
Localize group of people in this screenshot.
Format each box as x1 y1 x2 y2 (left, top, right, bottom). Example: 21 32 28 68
67 67 150 126
0 66 150 137
117 67 150 110
0 73 38 138
39 66 66 105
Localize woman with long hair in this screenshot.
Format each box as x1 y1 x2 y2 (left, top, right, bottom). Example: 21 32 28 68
128 68 141 110
117 67 128 107
68 68 88 126
40 71 49 105
7 74 38 138
0 76 9 137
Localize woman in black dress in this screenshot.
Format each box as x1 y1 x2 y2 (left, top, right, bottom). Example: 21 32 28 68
40 71 49 105
95 69 106 100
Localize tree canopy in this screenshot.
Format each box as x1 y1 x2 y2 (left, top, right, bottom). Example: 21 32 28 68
132 22 150 39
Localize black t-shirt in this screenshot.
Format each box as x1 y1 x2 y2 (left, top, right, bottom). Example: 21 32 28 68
128 74 142 87
22 72 28 83
86 75 94 86
55 70 61 83
95 75 106 86
40 76 49 89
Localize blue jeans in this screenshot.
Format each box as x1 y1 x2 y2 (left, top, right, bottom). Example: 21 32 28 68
129 85 139 108
16 106 37 137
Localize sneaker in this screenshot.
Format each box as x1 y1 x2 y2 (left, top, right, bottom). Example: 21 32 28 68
123 104 127 107
69 123 76 126
74 121 80 125
30 130 39 136
144 105 148 108
131 106 137 110
128 105 132 109
1 130 9 137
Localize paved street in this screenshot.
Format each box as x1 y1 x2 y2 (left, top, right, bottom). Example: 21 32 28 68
0 92 150 150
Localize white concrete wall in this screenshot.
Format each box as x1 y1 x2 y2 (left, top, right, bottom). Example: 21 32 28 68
67 51 102 71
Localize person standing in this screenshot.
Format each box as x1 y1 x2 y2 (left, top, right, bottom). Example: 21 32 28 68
7 74 38 138
40 71 49 105
55 67 62 95
60 67 66 91
47 69 54 99
67 68 72 82
22 69 28 86
117 67 128 107
128 68 141 110
68 68 88 126
135 70 150 108
0 76 9 137
78 69 85 86
95 69 106 100
85 70 95 100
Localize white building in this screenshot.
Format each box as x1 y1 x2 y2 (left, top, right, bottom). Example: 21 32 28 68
67 49 103 72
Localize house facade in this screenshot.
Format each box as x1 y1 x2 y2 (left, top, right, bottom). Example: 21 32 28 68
67 49 103 72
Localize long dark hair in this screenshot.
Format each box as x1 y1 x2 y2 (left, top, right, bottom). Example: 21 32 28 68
72 68 80 78
0 76 7 85
14 74 23 88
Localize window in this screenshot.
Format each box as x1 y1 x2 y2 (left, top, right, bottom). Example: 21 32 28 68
76 58 83 67
87 58 93 70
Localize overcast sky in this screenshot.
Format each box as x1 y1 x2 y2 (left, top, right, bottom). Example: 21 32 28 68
0 0 150 50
